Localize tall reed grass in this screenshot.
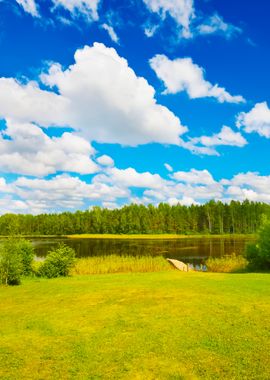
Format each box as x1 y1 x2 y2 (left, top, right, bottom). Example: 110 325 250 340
206 254 248 273
72 255 174 275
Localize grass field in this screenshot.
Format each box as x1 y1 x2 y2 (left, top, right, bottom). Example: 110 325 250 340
66 233 255 239
0 271 269 379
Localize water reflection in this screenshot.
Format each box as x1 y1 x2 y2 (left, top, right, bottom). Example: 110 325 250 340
31 237 254 265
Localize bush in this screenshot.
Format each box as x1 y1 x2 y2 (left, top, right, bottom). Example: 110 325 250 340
245 220 270 270
39 244 76 278
16 239 35 275
0 242 23 285
31 260 43 275
206 254 248 273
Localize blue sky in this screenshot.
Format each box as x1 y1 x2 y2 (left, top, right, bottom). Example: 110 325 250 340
0 0 269 213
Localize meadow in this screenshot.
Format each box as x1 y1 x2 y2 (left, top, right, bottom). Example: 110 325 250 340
0 271 269 379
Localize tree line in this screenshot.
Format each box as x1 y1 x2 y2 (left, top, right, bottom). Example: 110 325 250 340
0 200 269 236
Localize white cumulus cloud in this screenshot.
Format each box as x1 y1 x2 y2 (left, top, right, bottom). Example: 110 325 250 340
149 54 245 103
39 43 188 145
0 43 187 147
93 167 169 189
187 126 248 156
3 166 270 213
12 174 129 214
172 169 216 185
0 120 98 176
96 155 114 167
236 102 270 138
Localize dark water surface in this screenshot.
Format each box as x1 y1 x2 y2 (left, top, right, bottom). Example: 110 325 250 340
30 236 254 264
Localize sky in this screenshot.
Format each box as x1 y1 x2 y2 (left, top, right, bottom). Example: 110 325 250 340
0 0 270 214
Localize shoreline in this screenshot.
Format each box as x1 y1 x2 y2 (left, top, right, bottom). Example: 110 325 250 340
66 233 256 239
0 233 256 239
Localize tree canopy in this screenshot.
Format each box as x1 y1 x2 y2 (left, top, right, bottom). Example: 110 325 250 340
0 200 269 236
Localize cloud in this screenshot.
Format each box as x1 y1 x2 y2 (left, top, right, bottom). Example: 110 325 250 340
14 42 185 146
93 167 169 189
0 78 68 126
164 163 173 172
186 126 248 156
11 174 129 214
0 43 187 148
167 196 198 206
0 120 98 176
172 169 215 185
150 54 245 103
0 178 12 193
0 196 28 214
197 13 242 39
138 168 223 205
51 0 100 21
142 1 242 42
236 102 270 138
101 23 119 44
96 155 114 167
223 172 270 203
4 166 270 213
144 23 160 37
142 0 195 38
16 0 39 17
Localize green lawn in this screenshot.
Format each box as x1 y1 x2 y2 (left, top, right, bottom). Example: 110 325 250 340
0 272 269 379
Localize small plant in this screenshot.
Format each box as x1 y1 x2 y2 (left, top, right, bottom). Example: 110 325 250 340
206 254 248 273
0 242 23 285
39 244 76 278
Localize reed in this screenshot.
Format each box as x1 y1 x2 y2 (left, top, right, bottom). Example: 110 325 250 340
71 255 174 275
206 254 248 273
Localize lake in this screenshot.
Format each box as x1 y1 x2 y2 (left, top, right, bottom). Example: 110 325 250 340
31 236 254 264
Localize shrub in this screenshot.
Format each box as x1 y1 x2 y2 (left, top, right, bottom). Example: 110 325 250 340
31 260 43 275
39 244 76 278
0 242 23 285
206 254 248 273
16 239 35 275
245 220 270 270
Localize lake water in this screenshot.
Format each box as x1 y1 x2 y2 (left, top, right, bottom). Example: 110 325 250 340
31 236 254 265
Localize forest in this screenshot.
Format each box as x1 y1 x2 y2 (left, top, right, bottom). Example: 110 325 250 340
0 200 269 236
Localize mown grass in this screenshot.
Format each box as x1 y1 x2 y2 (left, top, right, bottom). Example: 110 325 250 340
66 233 254 239
72 255 174 275
0 272 270 379
206 254 248 273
